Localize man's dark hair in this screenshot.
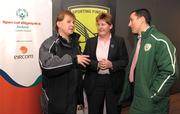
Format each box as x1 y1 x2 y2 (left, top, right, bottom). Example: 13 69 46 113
131 8 151 25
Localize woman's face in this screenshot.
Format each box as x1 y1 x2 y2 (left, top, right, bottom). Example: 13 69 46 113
96 19 112 37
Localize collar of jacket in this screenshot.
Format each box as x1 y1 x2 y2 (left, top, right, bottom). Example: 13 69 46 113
141 25 156 39
140 25 156 39
56 32 80 48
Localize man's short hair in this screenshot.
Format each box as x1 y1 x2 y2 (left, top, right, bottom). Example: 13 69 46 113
131 8 151 25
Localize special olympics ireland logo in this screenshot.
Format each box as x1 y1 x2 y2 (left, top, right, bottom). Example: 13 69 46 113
16 8 28 20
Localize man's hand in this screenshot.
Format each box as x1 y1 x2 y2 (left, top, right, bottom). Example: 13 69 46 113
77 55 90 67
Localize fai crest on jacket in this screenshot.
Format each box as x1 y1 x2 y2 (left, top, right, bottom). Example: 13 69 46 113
144 43 152 52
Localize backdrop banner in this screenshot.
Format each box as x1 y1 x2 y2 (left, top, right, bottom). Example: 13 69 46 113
58 1 116 113
60 0 116 50
0 0 52 114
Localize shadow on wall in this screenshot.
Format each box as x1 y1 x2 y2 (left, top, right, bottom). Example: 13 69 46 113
124 29 134 57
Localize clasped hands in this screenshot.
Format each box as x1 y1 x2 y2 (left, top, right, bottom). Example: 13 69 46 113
98 59 113 70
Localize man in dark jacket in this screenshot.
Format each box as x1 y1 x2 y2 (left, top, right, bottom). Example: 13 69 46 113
39 10 90 114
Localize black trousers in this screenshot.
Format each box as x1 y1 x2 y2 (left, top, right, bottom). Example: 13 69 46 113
87 75 121 114
47 93 77 114
47 103 76 114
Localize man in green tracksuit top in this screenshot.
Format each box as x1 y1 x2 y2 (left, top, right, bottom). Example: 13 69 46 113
119 9 179 114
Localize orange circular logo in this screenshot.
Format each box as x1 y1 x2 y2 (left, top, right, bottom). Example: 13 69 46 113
20 46 28 54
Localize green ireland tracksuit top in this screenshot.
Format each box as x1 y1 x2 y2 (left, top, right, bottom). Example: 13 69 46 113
119 26 179 114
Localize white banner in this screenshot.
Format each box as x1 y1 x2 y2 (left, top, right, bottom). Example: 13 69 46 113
0 0 52 87
0 0 52 113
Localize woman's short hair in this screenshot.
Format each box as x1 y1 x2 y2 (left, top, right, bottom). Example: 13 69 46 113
96 12 112 25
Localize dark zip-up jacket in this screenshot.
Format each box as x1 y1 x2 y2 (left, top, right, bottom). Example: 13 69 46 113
39 32 83 113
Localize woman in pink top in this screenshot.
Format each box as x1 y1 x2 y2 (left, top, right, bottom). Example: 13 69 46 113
83 12 129 114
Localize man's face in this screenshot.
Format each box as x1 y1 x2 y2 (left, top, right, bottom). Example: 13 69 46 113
97 19 112 37
128 12 143 34
57 15 75 37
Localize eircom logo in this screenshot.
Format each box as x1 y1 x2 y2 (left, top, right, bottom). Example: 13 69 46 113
20 46 28 54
